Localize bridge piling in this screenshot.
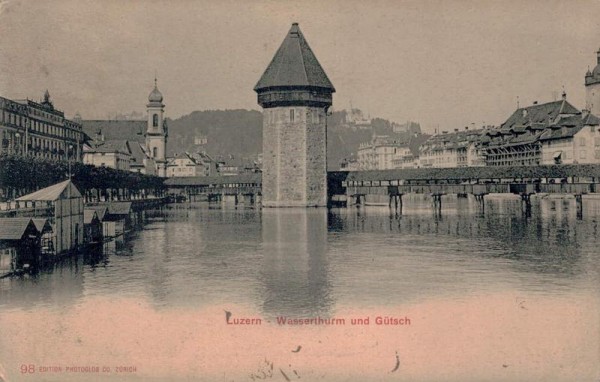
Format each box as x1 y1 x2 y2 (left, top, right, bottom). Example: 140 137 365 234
520 193 532 217
474 194 486 213
575 194 583 220
432 194 443 214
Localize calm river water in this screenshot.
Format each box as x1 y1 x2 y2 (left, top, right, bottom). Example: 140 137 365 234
1 196 599 382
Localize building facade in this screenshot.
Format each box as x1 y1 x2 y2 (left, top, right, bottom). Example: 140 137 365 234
0 91 84 161
255 23 335 207
357 135 411 170
539 112 600 164
83 140 133 171
479 97 580 166
419 128 484 168
166 152 211 177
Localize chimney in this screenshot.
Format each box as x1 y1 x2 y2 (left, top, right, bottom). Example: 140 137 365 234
597 47 600 64
454 128 458 132
562 90 567 100
465 126 469 130
532 101 538 105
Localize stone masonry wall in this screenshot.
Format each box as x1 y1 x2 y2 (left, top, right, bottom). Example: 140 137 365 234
262 106 327 207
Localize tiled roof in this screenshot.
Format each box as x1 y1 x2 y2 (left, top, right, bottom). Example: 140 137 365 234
16 180 82 202
31 218 52 234
539 112 600 141
168 152 196 166
128 141 149 164
0 218 37 240
86 206 108 221
500 100 579 131
88 140 130 154
420 129 484 153
255 23 335 91
81 120 146 144
83 210 98 225
107 202 132 216
481 100 585 147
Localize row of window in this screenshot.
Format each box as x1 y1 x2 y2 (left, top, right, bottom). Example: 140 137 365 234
266 108 323 124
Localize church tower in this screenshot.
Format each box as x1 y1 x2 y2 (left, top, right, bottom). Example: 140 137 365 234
255 23 335 207
146 78 168 177
585 47 600 116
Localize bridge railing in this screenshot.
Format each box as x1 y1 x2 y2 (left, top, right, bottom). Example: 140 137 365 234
347 182 598 196
538 183 594 194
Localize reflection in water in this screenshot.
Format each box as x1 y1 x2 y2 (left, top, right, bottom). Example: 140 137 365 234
0 198 599 381
0 197 598 313
260 209 331 317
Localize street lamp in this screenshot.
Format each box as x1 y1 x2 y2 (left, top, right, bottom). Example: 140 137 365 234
68 144 74 179
14 132 20 155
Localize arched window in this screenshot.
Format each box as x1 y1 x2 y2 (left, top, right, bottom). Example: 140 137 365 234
153 147 158 158
153 114 158 127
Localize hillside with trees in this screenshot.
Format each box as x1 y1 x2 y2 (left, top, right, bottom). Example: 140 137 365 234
163 109 424 170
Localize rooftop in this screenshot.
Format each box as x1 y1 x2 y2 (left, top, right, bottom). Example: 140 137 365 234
16 180 82 202
0 218 37 241
254 23 335 92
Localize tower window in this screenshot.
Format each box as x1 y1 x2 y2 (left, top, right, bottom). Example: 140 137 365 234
153 147 158 158
153 114 158 127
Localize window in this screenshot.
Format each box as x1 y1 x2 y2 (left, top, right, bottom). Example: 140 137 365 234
580 137 586 146
153 114 158 127
595 137 600 147
290 109 295 122
580 150 586 159
153 147 158 158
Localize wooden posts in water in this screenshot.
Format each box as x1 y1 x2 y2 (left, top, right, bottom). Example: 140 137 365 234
520 193 532 217
389 194 403 214
575 194 583 220
432 194 443 214
474 193 486 214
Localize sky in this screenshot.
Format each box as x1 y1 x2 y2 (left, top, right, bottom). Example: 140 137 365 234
1 0 599 133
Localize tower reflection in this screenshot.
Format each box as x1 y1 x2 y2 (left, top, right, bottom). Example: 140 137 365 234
260 209 332 318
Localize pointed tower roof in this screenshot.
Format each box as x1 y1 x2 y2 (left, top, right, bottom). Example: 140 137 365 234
255 23 335 92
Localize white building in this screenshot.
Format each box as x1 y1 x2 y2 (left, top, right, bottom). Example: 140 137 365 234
539 111 600 164
357 135 408 170
419 128 484 168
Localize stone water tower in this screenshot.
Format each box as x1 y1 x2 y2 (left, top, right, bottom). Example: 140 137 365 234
255 23 335 207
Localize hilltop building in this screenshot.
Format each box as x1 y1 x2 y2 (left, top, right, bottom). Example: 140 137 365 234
255 23 335 207
0 91 84 161
343 108 372 130
81 80 168 176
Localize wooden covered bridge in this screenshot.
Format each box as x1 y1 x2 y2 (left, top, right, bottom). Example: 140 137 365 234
164 164 600 213
342 164 600 214
164 173 263 206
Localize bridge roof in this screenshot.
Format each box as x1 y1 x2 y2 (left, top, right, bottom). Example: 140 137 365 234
164 173 262 186
344 164 600 182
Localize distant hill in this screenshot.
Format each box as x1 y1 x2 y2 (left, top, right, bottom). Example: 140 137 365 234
167 109 263 162
86 108 427 170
